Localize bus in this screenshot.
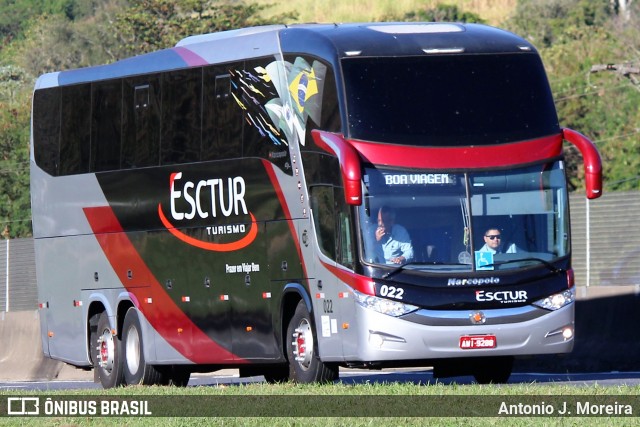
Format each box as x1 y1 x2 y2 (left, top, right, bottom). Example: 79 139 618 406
30 22 602 387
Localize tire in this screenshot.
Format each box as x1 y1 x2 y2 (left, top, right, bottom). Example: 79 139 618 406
286 300 338 383
122 307 165 386
159 366 191 387
472 356 514 384
95 312 124 388
263 364 289 384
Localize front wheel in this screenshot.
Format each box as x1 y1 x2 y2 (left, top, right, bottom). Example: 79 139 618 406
472 356 514 384
263 364 289 384
286 300 338 383
95 312 124 388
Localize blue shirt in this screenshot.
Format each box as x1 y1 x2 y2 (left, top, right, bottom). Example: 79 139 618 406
375 224 413 264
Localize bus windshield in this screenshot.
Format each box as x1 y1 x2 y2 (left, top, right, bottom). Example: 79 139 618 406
359 161 569 272
341 53 560 146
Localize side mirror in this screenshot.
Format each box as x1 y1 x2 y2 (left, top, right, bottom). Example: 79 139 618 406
311 130 362 205
563 128 602 199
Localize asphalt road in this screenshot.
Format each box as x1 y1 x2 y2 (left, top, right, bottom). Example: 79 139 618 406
2 368 640 391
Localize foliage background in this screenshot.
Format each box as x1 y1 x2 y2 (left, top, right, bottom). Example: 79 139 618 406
0 0 638 237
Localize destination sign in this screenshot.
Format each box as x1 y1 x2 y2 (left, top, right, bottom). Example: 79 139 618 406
383 173 456 186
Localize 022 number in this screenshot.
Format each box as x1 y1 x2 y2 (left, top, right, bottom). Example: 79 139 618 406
379 285 404 300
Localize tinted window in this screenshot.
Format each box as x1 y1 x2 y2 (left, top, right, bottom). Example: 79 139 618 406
202 66 242 161
32 88 60 175
302 152 341 187
60 84 91 174
342 54 559 145
92 80 122 171
319 63 340 133
310 185 336 260
161 68 202 165
335 186 355 270
234 58 291 171
122 75 160 168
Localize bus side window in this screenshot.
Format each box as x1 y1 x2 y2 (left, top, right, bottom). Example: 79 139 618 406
310 185 355 269
161 68 202 165
239 58 292 172
202 67 242 161
122 75 160 168
91 79 122 172
319 62 341 133
60 84 91 175
310 185 337 260
32 88 60 176
334 186 355 270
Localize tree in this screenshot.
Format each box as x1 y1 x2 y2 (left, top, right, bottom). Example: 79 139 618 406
0 0 88 46
114 0 297 56
507 0 613 48
8 0 130 77
507 0 640 192
0 65 31 237
381 4 484 23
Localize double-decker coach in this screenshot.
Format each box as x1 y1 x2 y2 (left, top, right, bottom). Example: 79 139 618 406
31 22 601 387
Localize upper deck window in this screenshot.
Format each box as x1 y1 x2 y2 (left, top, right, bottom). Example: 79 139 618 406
342 53 559 146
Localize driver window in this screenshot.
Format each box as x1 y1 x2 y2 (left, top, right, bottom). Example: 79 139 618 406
310 185 355 269
310 185 336 260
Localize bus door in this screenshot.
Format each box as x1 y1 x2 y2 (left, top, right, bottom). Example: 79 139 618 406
308 185 354 359
266 218 306 358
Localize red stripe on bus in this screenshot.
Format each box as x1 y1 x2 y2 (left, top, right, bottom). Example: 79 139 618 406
320 260 376 296
345 134 563 169
83 205 245 364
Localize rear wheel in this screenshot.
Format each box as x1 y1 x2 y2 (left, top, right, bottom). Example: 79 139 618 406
158 366 191 387
122 307 165 385
95 312 124 388
286 300 338 383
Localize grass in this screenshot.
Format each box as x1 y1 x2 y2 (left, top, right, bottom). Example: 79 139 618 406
2 381 640 426
255 0 518 26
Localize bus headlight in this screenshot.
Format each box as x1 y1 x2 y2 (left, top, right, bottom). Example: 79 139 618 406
353 290 418 317
533 287 575 311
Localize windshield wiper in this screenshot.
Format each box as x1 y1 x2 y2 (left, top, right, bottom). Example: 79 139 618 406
480 257 563 273
382 261 466 280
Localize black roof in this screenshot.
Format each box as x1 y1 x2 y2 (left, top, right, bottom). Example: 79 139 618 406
279 23 537 60
41 23 537 89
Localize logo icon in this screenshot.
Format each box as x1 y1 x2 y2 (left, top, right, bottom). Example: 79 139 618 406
7 397 40 415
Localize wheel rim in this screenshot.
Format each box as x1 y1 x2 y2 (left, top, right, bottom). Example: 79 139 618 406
125 325 141 375
98 328 115 373
292 318 314 371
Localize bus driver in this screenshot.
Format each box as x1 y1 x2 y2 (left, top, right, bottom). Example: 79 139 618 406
478 228 517 254
373 206 414 264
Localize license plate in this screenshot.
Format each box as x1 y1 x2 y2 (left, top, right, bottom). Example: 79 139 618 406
459 335 497 349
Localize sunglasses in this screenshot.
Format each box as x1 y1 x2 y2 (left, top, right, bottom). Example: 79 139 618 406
485 235 501 240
